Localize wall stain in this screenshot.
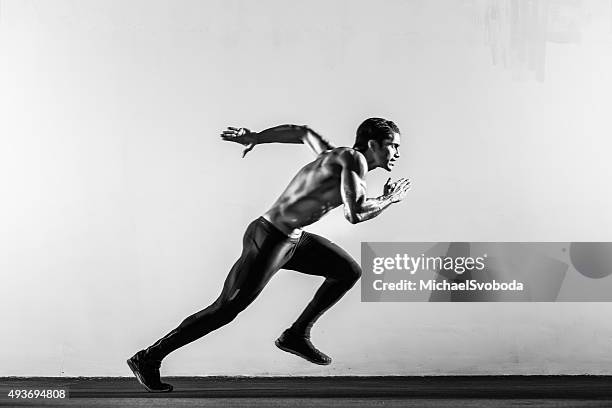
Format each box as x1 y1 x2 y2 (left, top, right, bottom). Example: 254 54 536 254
480 0 589 81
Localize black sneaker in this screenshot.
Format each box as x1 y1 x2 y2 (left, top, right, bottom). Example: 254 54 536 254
127 350 173 392
275 329 332 365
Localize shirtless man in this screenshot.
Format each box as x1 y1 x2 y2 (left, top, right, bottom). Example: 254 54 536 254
127 117 411 392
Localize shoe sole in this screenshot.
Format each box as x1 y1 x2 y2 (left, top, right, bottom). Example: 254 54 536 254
126 358 173 393
275 339 331 365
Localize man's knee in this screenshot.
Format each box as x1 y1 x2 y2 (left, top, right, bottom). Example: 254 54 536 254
341 261 362 285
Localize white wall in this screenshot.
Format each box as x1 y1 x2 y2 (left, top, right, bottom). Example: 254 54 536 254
1 0 612 376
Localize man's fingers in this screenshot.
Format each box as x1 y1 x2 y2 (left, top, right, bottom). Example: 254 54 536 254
222 127 244 135
221 127 244 142
393 179 411 193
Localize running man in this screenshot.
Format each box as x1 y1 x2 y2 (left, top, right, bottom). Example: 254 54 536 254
127 117 411 392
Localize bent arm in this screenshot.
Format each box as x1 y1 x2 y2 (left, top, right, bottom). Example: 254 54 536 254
254 124 336 155
340 154 395 224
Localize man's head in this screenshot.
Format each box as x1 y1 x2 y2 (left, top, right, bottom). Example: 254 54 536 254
353 117 401 171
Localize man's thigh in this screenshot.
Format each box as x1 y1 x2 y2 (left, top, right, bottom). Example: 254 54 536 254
282 232 361 280
219 219 297 304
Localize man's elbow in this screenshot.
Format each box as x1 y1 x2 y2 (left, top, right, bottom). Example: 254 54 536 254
295 125 311 139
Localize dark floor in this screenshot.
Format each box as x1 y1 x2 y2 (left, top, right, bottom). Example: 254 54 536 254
1 376 611 407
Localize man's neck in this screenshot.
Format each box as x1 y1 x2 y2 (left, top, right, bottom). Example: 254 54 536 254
353 148 378 171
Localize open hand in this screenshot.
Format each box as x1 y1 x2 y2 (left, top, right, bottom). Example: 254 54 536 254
384 177 411 203
220 127 257 158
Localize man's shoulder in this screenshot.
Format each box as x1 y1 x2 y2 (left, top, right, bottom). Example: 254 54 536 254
329 147 367 174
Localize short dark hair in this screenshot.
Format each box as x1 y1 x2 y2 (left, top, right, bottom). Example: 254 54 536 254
353 118 400 152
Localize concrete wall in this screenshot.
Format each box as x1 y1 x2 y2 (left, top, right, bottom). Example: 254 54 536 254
1 0 612 376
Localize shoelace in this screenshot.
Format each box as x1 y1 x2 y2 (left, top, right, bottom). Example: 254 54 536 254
295 337 325 356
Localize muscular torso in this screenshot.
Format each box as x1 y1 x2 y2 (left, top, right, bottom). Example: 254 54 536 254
262 147 357 236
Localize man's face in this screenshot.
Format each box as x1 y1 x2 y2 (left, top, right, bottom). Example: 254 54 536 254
371 133 401 171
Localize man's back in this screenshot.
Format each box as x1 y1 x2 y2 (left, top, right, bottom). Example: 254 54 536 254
263 147 361 233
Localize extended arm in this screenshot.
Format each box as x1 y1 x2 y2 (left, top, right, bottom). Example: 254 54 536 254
340 152 410 224
221 124 336 157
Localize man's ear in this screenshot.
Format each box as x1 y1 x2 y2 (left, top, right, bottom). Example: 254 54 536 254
367 139 378 152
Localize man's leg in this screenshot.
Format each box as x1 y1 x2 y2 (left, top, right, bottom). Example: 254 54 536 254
277 232 362 365
127 217 298 392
